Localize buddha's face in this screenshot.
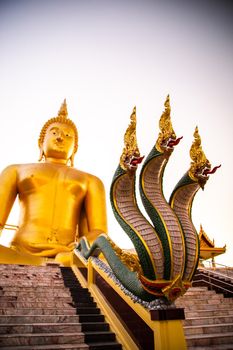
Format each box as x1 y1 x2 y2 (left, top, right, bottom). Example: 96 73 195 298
42 122 76 162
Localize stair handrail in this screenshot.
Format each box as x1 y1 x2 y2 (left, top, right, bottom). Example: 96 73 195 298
198 265 233 282
195 270 233 289
200 259 233 273
193 276 233 296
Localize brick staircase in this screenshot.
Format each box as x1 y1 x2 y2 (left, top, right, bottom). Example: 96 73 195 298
175 286 233 349
0 264 122 350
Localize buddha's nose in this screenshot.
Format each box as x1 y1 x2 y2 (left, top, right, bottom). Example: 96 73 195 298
56 136 63 142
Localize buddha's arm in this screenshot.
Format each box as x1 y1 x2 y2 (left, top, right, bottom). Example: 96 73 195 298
84 175 108 243
0 165 18 232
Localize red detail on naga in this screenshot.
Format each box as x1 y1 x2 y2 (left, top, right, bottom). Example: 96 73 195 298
130 156 145 166
203 164 221 176
167 136 183 147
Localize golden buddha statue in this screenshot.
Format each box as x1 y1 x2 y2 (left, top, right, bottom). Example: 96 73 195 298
0 100 107 265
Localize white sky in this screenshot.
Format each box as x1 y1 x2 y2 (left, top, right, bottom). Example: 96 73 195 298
0 0 232 266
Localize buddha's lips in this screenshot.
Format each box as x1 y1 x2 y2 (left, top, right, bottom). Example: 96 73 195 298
203 164 221 176
130 156 145 166
167 136 183 147
54 142 65 148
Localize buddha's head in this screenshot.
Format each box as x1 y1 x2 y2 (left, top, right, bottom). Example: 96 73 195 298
38 100 78 166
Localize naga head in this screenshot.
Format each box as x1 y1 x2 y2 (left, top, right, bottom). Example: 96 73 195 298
120 107 144 172
156 95 183 154
189 127 221 188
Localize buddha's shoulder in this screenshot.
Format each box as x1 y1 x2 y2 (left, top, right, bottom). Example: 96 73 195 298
1 163 47 175
0 163 24 174
1 163 39 171
72 168 104 185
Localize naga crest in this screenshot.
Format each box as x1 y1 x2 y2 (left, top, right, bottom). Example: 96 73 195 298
120 107 144 171
156 95 182 153
189 127 221 188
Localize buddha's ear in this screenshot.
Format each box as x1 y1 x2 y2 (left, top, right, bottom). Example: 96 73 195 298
69 153 75 167
38 147 44 162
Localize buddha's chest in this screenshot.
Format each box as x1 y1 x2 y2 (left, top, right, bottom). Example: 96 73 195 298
17 165 87 199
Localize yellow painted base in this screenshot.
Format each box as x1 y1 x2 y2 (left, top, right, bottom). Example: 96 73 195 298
0 244 76 267
0 244 45 265
54 251 74 266
153 319 187 350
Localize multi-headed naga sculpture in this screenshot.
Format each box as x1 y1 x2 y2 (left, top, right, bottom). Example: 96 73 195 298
77 96 220 305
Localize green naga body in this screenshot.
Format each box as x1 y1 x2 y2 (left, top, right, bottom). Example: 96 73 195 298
76 97 220 304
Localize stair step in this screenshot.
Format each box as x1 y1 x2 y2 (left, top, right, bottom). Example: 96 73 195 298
70 290 93 297
79 314 105 323
184 315 233 326
0 296 72 302
0 345 88 350
0 292 71 298
88 342 122 350
184 287 232 294
71 296 94 302
0 315 81 324
81 322 109 332
185 309 233 318
177 293 224 300
184 323 233 336
73 302 97 307
0 301 75 308
1 284 67 287
0 322 82 334
76 307 101 315
177 297 233 305
0 287 70 293
186 332 233 346
85 331 116 342
0 308 77 315
0 332 85 346
188 345 233 350
181 303 231 311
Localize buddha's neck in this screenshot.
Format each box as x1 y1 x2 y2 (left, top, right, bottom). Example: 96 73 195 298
44 157 68 165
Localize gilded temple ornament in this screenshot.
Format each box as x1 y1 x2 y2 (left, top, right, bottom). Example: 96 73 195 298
156 95 176 152
120 107 141 171
106 236 142 274
189 126 211 182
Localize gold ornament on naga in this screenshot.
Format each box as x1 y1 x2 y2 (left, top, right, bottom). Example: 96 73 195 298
189 126 211 182
120 107 141 170
106 236 142 275
156 95 176 153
